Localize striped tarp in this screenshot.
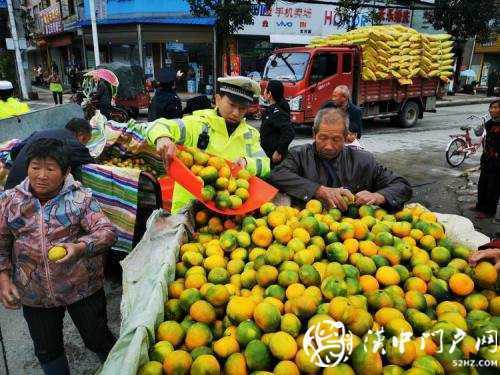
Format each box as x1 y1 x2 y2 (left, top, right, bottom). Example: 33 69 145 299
81 163 142 253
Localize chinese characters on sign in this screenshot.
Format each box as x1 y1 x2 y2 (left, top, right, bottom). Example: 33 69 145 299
304 319 498 368
40 4 62 35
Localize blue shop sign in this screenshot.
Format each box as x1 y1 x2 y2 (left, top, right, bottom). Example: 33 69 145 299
83 0 191 19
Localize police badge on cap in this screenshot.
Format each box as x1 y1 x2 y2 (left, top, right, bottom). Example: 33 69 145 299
217 76 261 105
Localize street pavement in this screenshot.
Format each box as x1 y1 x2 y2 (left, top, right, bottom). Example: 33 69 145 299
0 101 498 374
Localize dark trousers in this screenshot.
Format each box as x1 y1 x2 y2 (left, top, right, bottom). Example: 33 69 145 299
52 91 63 105
477 162 500 215
22 289 116 368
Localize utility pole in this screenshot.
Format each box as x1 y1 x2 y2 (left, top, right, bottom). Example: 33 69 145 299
6 0 28 99
89 0 100 67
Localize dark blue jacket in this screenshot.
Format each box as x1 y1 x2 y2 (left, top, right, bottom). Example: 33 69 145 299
5 128 95 189
148 88 182 121
322 101 363 138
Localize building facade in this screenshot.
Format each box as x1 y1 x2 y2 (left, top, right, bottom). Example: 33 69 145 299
234 0 441 80
79 0 216 95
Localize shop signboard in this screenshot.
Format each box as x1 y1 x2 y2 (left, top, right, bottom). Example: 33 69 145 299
239 0 412 40
83 0 190 19
40 3 63 35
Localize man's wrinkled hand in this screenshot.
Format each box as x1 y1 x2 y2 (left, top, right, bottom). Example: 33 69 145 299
0 273 20 309
355 191 386 206
156 137 176 170
315 186 354 211
56 242 86 264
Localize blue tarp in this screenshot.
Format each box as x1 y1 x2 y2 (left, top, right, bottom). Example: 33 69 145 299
78 16 217 27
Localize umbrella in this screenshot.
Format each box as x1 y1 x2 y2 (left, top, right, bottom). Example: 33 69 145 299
460 69 476 78
84 69 120 87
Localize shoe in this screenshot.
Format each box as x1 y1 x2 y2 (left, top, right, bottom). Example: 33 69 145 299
40 355 70 375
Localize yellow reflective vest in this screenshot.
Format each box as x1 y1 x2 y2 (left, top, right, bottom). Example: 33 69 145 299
0 98 29 120
147 108 271 213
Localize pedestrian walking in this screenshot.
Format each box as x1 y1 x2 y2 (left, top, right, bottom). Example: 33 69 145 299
474 99 500 218
47 70 63 105
68 65 79 94
487 68 497 97
259 80 295 167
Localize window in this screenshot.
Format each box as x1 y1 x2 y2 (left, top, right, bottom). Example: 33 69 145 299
263 52 310 82
342 54 352 73
310 53 338 84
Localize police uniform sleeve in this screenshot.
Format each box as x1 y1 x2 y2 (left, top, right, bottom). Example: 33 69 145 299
146 116 199 146
244 129 271 178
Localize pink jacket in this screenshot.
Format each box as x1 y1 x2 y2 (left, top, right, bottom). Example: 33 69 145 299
0 175 116 307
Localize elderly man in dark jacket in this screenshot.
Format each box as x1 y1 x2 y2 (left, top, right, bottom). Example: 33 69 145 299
270 108 412 212
322 85 363 140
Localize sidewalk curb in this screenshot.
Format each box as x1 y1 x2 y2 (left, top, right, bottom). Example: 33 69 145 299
436 97 498 108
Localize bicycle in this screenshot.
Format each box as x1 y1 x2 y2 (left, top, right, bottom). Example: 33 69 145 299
445 114 486 167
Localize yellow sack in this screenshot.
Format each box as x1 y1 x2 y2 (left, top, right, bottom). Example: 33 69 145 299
388 40 401 48
441 41 454 48
376 63 390 73
377 40 391 50
422 56 432 66
410 49 422 56
398 34 410 43
400 41 411 49
442 53 454 60
400 68 410 76
391 70 402 78
429 70 440 77
441 59 454 66
363 67 377 81
409 35 421 42
398 78 413 85
376 71 389 80
410 43 421 49
410 67 420 77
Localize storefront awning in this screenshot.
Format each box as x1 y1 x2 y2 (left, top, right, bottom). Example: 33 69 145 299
270 34 313 45
78 17 216 27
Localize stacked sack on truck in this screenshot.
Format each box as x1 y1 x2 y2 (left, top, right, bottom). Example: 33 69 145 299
420 33 454 81
308 25 454 86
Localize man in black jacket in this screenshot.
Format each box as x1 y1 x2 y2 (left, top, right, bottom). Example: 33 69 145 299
322 85 363 140
148 68 183 122
269 108 412 211
5 118 95 189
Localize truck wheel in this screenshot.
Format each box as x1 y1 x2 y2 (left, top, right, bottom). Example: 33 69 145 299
398 101 420 128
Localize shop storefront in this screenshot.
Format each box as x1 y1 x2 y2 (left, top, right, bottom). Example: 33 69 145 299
80 0 216 95
472 35 500 89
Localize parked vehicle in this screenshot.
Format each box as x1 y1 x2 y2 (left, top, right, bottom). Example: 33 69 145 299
445 114 486 167
261 46 443 128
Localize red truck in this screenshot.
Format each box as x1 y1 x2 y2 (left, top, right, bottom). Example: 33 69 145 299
261 46 443 128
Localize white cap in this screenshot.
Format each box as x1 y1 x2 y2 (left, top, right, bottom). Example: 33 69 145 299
217 76 261 103
0 81 13 90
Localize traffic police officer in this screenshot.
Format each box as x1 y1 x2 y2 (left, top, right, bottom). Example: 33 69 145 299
147 76 271 213
148 68 182 122
0 81 29 120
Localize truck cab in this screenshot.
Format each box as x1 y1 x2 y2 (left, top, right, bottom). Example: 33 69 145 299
262 46 360 125
262 46 440 128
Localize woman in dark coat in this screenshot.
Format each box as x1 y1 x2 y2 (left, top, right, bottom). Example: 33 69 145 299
260 80 295 167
